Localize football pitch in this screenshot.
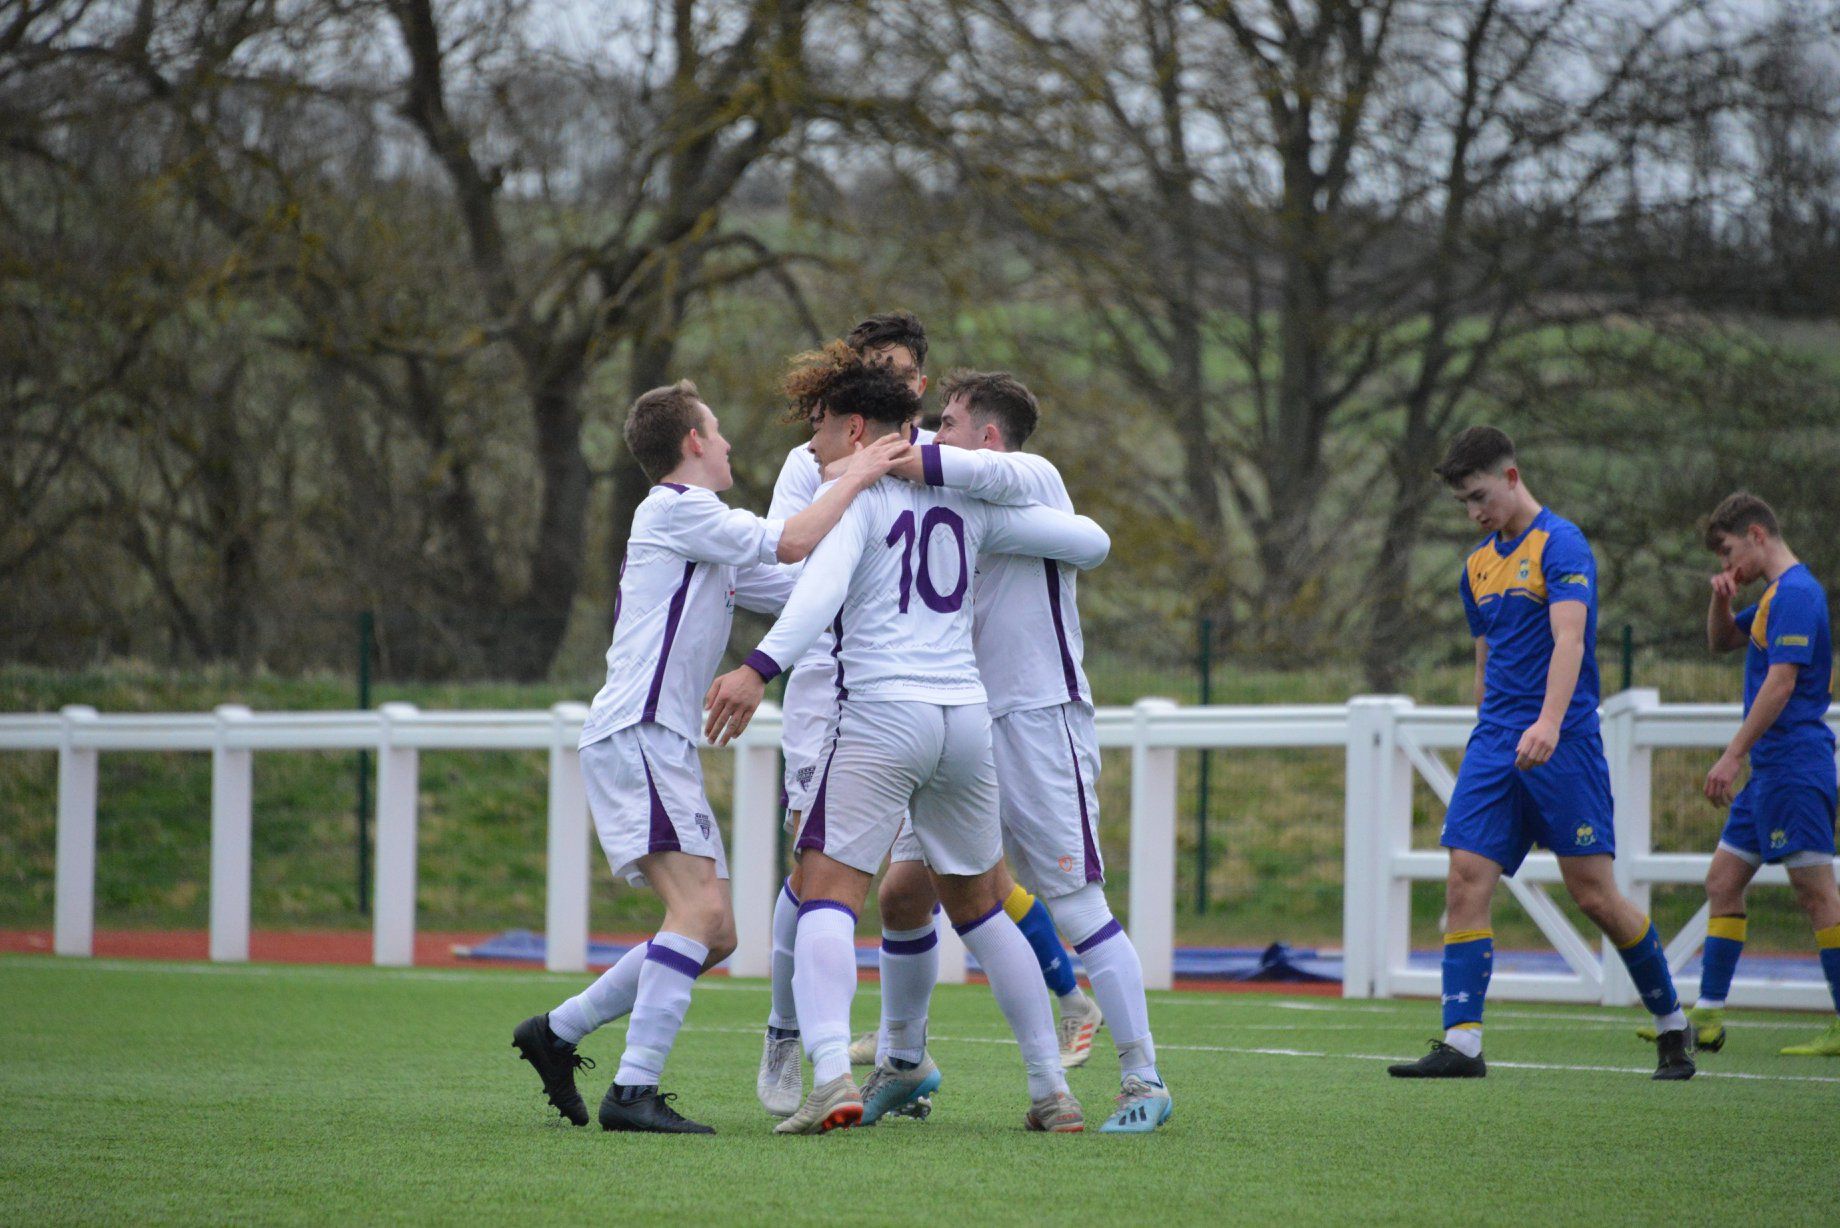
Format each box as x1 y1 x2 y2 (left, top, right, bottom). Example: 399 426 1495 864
2 957 1834 1226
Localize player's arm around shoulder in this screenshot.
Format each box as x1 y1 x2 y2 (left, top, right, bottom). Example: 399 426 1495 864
899 442 1049 508
775 433 909 563
975 499 1110 570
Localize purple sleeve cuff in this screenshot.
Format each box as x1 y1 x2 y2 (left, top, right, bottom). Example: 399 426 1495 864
920 444 944 487
744 649 783 683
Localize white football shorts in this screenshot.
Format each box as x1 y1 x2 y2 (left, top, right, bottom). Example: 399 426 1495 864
992 701 1104 898
780 664 838 825
580 723 728 887
796 700 1001 877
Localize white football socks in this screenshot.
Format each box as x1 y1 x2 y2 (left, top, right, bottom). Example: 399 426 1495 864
768 879 801 1033
549 941 647 1044
1049 884 1161 1085
957 906 1067 1100
793 901 860 1085
1443 1026 1483 1058
614 931 707 1088
878 920 939 1065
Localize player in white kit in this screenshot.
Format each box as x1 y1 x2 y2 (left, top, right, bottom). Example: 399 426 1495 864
916 370 1172 1133
705 358 1112 1134
756 318 1092 1122
511 379 904 1134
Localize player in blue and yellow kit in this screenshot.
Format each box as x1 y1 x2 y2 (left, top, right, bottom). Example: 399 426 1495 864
1636 493 1840 1056
1389 427 1696 1080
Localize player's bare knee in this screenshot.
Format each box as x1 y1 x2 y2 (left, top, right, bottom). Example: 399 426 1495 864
933 870 1004 928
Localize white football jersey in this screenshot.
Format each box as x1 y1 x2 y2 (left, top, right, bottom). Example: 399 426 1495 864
581 483 797 748
744 476 1108 705
919 444 1093 718
766 429 936 680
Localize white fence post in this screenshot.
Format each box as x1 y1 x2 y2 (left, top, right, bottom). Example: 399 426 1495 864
54 705 100 958
1600 688 1659 1005
1342 697 1409 998
545 703 591 974
727 705 783 979
209 705 255 963
1371 699 1418 999
372 703 421 967
1129 698 1179 990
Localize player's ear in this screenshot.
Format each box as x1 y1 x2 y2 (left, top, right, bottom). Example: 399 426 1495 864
683 427 704 459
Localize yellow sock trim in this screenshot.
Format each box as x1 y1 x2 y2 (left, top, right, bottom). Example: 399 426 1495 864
1707 916 1748 943
1443 929 1493 945
1003 885 1036 923
1617 916 1656 950
1816 923 1840 951
1450 1022 1482 1031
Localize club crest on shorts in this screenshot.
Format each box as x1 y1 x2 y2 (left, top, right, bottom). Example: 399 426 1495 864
1574 824 1596 846
1770 828 1788 850
695 813 713 840
1058 855 1075 873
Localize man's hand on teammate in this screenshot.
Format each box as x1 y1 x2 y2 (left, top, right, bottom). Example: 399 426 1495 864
1514 717 1559 770
821 432 912 484
1704 750 1743 805
704 666 768 746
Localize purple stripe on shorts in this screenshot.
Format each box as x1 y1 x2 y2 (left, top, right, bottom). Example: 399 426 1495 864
641 561 697 723
797 898 859 922
744 648 783 682
637 747 680 853
954 901 1005 936
882 930 939 956
1063 709 1101 884
645 941 704 979
781 879 801 907
1042 559 1082 704
795 733 840 855
1073 918 1123 954
920 444 944 486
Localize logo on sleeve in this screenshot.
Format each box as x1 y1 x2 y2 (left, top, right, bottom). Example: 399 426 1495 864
1777 635 1809 647
1559 573 1589 587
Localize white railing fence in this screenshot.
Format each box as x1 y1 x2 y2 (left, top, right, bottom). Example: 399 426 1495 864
3 694 1834 1007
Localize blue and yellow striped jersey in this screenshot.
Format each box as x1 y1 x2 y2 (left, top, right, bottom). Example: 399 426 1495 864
1459 507 1599 735
1735 562 1834 770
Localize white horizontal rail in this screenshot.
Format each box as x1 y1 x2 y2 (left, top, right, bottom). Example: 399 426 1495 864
5 694 1836 1011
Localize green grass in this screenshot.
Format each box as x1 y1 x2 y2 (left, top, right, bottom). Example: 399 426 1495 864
2 957 1835 1225
1 661 1826 953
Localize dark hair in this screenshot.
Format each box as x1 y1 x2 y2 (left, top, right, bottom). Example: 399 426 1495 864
941 369 1040 448
1434 426 1517 486
821 360 920 431
847 311 928 370
1704 491 1781 551
623 379 705 483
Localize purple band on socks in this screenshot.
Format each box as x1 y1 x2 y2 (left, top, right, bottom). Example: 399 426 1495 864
1074 918 1123 954
798 898 858 922
644 941 703 980
882 930 939 956
954 901 1004 936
